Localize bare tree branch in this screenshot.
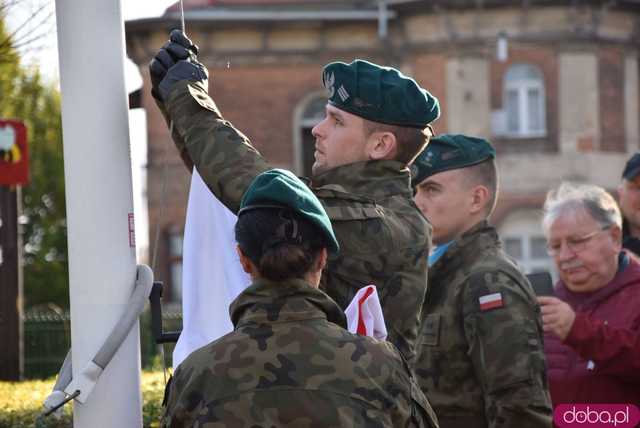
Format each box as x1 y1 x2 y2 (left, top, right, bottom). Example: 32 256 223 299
0 0 25 15
0 1 53 56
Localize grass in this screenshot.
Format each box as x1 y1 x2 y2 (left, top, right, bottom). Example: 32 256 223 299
0 370 168 428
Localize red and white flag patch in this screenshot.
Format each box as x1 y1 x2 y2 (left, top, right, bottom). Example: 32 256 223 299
479 292 504 311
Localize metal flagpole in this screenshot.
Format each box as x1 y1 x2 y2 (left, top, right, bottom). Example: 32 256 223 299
54 0 142 426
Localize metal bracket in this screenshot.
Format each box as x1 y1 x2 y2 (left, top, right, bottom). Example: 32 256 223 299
149 281 181 344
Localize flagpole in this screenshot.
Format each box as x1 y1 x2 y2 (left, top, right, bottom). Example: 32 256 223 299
54 0 142 426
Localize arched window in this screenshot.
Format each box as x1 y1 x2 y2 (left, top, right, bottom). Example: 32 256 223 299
502 64 546 138
293 93 327 177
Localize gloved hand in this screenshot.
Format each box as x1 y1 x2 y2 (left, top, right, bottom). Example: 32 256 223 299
149 29 208 101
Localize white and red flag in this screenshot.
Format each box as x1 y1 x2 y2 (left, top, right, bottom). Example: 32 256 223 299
479 292 504 311
345 285 387 340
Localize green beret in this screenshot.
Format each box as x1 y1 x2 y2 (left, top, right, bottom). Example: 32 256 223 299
239 169 339 254
411 134 496 186
322 59 440 128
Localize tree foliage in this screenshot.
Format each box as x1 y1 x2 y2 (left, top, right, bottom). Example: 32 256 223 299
0 11 69 309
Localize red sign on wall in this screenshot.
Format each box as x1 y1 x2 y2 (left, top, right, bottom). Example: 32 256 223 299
0 120 29 186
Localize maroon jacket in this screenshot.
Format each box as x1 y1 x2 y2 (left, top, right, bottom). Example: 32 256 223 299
544 252 640 405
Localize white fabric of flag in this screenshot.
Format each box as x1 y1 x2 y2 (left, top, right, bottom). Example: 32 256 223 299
344 285 387 340
172 170 250 368
173 170 389 367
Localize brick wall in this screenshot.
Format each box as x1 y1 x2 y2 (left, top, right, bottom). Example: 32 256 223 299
599 47 626 153
128 3 640 295
412 54 448 134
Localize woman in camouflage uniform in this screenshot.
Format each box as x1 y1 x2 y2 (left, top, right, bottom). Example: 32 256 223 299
162 169 438 428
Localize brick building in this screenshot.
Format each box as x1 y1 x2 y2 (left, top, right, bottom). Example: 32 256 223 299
125 0 640 300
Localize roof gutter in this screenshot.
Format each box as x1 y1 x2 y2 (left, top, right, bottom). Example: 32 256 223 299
160 9 397 22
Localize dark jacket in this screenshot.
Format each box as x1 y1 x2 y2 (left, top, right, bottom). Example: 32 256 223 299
162 278 438 428
544 252 640 405
414 221 552 428
622 219 640 256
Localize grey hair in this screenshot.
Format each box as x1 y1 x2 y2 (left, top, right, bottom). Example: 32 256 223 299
542 182 622 234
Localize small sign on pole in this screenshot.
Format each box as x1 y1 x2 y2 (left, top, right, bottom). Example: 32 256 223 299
0 120 29 186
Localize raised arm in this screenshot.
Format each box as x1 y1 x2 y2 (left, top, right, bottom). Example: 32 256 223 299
149 30 271 213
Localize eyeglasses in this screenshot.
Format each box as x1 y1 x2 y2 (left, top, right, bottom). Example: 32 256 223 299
546 226 611 256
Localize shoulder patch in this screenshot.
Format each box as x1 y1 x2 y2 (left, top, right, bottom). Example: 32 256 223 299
478 292 504 311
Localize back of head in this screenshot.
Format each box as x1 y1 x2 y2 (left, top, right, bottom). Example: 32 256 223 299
412 134 498 216
237 169 339 282
235 208 326 281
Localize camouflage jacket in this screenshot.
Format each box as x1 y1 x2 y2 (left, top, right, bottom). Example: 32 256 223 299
162 278 439 428
414 221 552 428
162 81 431 362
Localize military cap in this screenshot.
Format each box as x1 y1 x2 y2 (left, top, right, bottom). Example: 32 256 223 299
411 134 496 186
322 59 440 128
622 152 640 180
239 169 339 254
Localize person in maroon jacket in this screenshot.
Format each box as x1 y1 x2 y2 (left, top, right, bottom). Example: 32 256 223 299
538 182 640 405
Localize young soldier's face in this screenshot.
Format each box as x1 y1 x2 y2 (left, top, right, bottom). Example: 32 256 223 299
413 169 475 245
618 176 640 231
311 104 370 176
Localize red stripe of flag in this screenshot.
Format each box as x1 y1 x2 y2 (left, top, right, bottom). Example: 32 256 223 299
479 293 503 311
356 286 375 336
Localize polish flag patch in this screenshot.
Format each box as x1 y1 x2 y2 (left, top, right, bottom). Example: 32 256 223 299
479 292 504 311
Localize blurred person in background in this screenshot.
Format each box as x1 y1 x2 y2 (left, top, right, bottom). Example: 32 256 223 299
618 152 640 256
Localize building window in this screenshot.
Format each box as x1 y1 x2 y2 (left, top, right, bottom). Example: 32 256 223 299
503 236 551 274
498 210 557 281
293 93 327 177
168 230 183 302
495 64 546 138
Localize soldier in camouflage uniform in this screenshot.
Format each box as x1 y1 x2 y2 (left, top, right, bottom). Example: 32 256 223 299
162 169 439 427
149 30 440 362
411 135 552 427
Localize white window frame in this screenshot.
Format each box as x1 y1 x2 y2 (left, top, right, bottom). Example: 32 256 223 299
502 64 547 138
499 210 557 281
292 92 327 176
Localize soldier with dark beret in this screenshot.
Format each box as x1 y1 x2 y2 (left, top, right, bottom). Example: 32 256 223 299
411 135 552 427
150 30 440 363
162 169 439 427
617 152 640 256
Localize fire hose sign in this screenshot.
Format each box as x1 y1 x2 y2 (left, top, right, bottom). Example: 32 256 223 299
0 120 29 186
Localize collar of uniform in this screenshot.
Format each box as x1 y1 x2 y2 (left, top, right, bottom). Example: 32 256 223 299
229 277 347 329
430 220 498 275
310 160 412 198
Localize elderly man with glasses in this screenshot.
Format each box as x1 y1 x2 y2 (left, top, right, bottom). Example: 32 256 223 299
539 182 640 405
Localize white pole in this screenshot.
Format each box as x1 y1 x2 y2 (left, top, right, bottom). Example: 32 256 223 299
54 0 142 426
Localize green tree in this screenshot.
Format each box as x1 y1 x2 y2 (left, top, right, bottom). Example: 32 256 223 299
0 11 69 309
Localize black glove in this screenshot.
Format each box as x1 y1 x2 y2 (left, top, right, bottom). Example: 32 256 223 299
149 30 207 101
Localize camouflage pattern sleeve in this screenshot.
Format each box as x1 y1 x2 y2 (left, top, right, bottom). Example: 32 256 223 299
161 365 190 427
462 270 553 428
408 370 441 428
164 80 271 213
153 95 194 172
